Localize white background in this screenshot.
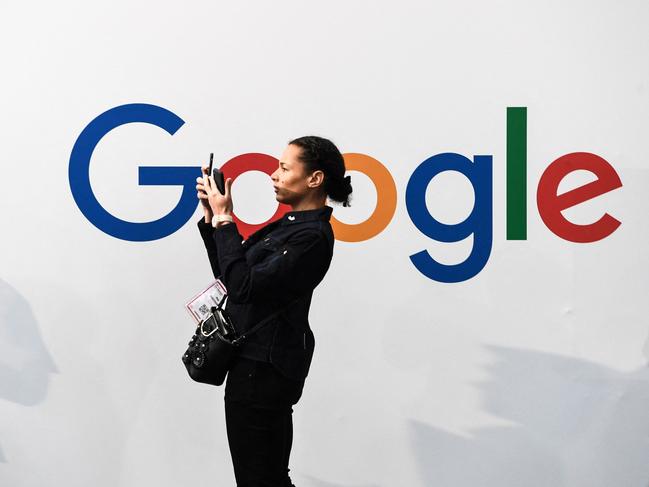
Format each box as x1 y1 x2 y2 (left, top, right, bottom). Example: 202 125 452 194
1 1 649 486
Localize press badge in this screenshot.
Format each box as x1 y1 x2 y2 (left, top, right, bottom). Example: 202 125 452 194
185 278 228 324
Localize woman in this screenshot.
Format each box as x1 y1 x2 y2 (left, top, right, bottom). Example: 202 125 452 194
196 135 352 486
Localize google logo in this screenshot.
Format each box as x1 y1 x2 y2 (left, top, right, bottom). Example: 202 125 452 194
69 104 622 283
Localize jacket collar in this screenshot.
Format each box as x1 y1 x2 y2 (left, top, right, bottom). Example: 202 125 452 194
278 205 333 226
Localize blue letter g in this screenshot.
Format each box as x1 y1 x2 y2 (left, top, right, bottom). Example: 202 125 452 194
405 152 493 283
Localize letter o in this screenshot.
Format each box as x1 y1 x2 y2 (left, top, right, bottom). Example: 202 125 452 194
332 153 397 242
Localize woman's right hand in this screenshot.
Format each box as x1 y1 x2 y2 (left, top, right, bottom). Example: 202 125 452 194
197 165 213 219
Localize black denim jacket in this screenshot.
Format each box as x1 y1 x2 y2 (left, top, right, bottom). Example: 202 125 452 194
197 205 335 381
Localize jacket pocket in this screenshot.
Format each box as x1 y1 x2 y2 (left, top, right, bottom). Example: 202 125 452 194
260 235 282 251
246 235 283 265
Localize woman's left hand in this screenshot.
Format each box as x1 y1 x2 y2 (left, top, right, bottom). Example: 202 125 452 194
204 174 234 215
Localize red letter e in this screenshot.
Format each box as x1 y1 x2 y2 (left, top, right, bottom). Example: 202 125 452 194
537 152 622 243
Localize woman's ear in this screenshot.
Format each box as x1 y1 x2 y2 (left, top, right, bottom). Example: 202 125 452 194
308 170 325 188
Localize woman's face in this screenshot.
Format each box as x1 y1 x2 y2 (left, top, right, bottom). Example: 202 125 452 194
271 144 322 205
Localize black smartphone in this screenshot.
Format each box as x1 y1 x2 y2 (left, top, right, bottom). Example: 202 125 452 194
212 167 226 195
206 152 225 194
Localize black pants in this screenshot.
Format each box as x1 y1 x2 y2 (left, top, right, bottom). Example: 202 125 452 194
224 356 305 487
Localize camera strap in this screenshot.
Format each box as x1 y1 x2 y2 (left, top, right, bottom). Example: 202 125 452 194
230 297 301 346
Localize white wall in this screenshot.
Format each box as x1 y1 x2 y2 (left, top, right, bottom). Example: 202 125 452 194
1 1 649 486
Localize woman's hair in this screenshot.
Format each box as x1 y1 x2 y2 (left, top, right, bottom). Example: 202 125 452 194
288 135 353 207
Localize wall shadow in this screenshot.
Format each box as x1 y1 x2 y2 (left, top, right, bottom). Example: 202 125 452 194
299 473 382 487
0 278 58 462
408 346 649 487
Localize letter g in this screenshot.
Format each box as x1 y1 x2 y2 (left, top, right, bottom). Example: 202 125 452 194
68 103 200 241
